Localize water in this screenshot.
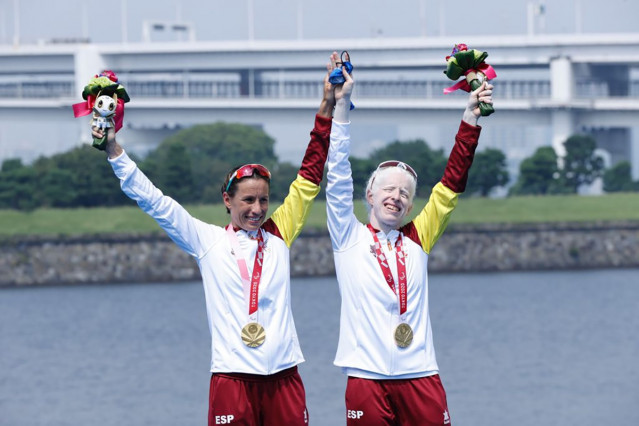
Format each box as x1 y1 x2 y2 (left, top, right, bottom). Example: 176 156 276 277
1 269 638 426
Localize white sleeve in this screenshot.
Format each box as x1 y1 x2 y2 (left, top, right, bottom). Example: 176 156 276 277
108 151 212 258
326 121 360 251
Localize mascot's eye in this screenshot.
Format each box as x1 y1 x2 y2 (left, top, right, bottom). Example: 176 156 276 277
97 99 103 108
109 102 115 111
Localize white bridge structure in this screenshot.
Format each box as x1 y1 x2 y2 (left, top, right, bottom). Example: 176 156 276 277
1 33 639 182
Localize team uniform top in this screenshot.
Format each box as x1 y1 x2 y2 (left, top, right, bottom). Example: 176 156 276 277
326 119 480 380
109 114 332 375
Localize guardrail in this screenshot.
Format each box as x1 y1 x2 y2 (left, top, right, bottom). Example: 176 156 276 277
0 81 75 98
2 78 639 100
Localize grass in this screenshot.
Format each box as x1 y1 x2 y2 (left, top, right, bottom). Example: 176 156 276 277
1 193 638 237
449 193 639 224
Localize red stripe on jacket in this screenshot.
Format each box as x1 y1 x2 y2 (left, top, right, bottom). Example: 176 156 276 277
298 114 332 185
262 218 281 240
441 120 481 193
400 221 420 247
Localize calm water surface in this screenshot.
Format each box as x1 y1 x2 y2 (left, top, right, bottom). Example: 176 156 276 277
1 269 638 426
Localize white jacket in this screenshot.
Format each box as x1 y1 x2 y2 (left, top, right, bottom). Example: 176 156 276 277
108 115 332 375
326 120 480 379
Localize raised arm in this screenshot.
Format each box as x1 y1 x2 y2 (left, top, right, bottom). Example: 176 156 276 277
266 53 340 246
96 125 124 160
95 126 210 258
325 52 358 250
443 81 492 192
331 51 354 124
410 82 493 252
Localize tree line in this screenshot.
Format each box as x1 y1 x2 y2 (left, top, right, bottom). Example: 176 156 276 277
0 122 636 211
508 134 639 195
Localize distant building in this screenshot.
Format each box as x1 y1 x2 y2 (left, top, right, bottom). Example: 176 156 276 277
1 33 638 189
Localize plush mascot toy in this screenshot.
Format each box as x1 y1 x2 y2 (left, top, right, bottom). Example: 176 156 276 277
443 44 496 116
72 70 130 150
92 93 118 130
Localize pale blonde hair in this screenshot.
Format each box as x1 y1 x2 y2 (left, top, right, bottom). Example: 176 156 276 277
364 166 417 214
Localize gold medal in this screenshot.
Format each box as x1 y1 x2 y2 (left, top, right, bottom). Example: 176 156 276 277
394 323 413 348
241 322 266 348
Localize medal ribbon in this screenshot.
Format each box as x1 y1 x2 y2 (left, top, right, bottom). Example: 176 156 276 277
367 224 408 315
226 225 265 317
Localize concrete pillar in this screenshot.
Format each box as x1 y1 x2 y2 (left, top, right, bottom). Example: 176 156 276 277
73 46 107 144
550 56 576 157
551 110 574 158
73 45 107 95
550 56 574 103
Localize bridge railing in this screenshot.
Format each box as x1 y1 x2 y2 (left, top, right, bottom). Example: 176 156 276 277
126 80 242 98
576 80 639 98
122 79 554 99
0 80 74 98
2 76 639 100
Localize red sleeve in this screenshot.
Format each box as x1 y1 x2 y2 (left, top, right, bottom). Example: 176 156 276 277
297 114 332 185
441 120 481 193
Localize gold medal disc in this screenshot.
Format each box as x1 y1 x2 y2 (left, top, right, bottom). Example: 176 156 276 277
241 322 266 348
394 323 413 348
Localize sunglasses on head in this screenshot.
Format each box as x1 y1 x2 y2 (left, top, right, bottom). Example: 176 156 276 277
225 164 271 192
375 160 418 180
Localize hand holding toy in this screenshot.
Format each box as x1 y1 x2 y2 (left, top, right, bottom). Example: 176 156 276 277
72 70 130 150
443 44 496 116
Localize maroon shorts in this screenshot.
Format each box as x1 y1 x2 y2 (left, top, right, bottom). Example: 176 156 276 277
208 366 308 426
345 374 451 426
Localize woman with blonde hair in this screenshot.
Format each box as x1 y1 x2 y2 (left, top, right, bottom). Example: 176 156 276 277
326 62 493 425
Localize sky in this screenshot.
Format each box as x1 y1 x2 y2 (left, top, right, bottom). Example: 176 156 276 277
1 0 638 45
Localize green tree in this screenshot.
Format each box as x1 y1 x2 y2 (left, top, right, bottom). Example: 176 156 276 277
35 168 77 207
1 158 24 173
559 134 605 193
143 122 279 202
349 157 376 201
150 142 196 202
0 158 38 210
467 148 510 196
39 145 129 207
603 161 638 192
509 146 559 195
268 162 301 201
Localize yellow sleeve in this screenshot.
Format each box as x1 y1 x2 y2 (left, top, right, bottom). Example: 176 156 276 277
269 175 320 248
413 182 459 254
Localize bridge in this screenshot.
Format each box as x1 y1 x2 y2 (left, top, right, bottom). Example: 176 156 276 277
1 33 638 183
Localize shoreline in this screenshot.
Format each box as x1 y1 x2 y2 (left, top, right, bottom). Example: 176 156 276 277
2 220 639 287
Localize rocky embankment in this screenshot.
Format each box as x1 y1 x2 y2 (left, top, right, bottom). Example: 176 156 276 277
1 221 638 286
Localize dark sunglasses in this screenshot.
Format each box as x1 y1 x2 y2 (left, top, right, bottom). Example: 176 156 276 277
225 164 271 192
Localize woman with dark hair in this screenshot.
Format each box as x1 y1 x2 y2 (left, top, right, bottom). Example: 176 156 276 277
326 65 494 425
92 52 347 426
